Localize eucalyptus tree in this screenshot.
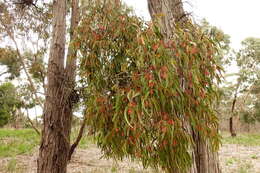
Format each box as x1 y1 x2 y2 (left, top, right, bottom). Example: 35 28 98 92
236 37 260 88
147 1 221 172
0 0 51 106
230 37 260 133
0 82 22 127
221 37 260 136
1 0 225 172
76 0 222 172
1 0 80 172
36 0 80 172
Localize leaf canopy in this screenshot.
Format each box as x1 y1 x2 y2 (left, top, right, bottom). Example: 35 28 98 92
75 2 222 171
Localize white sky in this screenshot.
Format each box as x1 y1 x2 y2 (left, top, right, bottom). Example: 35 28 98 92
123 0 260 50
3 0 260 118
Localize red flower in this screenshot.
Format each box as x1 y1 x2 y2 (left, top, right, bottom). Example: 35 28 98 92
163 140 168 146
161 66 168 72
160 66 168 79
167 119 174 125
129 101 137 107
172 140 177 146
152 43 159 51
160 72 168 79
190 47 198 54
128 108 133 115
204 70 210 76
145 73 153 80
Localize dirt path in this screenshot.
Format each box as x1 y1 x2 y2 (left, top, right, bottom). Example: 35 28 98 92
0 144 152 173
219 144 260 173
1 144 260 173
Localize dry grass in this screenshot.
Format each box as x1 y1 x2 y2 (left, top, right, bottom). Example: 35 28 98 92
1 129 260 173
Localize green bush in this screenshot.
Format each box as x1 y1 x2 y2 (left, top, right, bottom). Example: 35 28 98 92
0 82 22 127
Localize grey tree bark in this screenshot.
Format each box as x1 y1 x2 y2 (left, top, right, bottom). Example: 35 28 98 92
37 0 79 172
147 0 221 173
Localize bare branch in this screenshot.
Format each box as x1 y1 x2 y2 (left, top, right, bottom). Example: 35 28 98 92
26 108 40 135
0 71 8 77
0 20 44 108
68 116 87 161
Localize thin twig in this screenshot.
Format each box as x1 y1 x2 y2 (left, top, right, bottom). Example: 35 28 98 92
13 39 44 108
1 22 44 108
26 108 40 135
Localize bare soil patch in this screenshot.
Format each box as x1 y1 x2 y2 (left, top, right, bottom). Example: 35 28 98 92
0 144 260 173
219 144 260 173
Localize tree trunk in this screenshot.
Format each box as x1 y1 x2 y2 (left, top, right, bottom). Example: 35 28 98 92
37 0 68 172
147 0 221 173
229 117 236 137
65 0 80 161
37 0 79 172
147 0 187 40
229 90 238 137
193 132 221 173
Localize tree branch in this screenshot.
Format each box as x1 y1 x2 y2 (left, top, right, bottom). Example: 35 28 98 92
68 116 87 161
0 71 8 77
26 108 40 135
0 21 44 108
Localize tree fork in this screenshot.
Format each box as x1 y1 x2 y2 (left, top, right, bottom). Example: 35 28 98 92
37 0 79 172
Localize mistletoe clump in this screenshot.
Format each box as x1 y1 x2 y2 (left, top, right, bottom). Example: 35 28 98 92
75 1 222 171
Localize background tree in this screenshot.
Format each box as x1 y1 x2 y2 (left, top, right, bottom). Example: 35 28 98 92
0 82 22 127
0 47 21 79
222 37 260 136
234 38 260 132
0 0 52 107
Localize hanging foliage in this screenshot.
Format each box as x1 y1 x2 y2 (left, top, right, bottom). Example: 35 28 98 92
75 1 222 171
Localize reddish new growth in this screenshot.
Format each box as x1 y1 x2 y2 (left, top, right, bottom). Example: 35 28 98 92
160 66 168 79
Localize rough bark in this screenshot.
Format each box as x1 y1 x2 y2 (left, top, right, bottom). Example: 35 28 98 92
66 0 79 80
147 0 188 39
37 0 68 172
193 132 221 173
37 0 79 172
147 0 221 173
65 0 81 162
229 117 236 137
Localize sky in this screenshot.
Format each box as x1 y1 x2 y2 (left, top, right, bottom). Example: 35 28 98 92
2 0 260 118
123 0 260 50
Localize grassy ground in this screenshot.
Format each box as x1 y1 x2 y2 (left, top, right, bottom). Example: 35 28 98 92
1 128 260 158
222 133 260 146
0 129 39 157
0 128 93 158
1 129 260 173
